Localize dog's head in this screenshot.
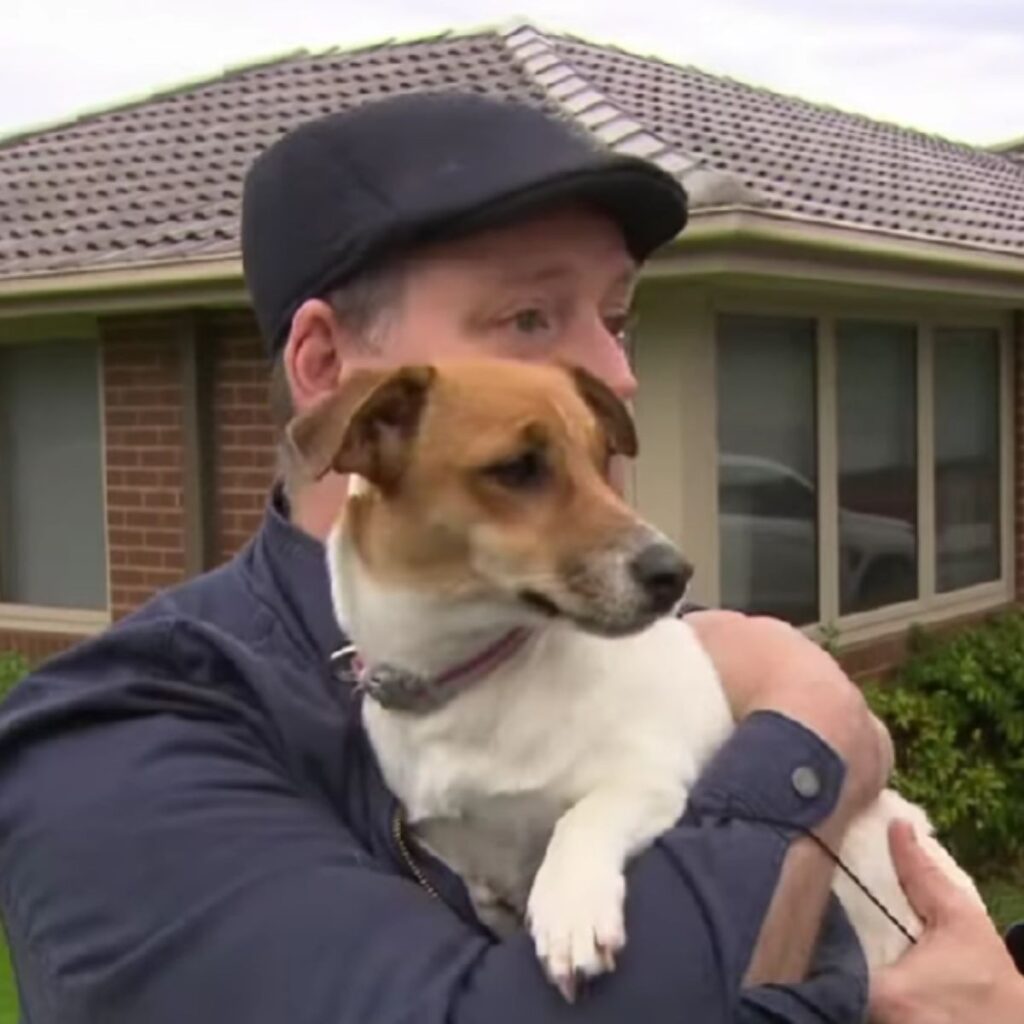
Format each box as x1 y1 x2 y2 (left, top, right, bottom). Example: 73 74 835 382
287 359 692 636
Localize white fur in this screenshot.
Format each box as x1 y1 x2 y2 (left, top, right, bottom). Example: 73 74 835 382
328 513 981 992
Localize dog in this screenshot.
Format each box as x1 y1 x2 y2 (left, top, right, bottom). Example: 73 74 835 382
287 358 982 1000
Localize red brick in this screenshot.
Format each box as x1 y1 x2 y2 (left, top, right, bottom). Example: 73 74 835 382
108 528 145 548
144 530 181 550
143 490 180 510
107 488 143 508
122 511 159 530
106 447 141 468
143 449 180 469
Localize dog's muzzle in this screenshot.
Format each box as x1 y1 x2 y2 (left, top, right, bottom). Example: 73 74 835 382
628 542 692 616
546 529 694 637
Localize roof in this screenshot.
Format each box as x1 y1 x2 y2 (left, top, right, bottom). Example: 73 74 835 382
2 22 1023 283
991 137 1024 166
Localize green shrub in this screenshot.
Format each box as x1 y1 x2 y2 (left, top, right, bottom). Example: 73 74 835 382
0 652 28 704
864 614 1024 874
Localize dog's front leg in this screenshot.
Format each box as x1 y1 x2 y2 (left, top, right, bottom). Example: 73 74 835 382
527 776 689 1001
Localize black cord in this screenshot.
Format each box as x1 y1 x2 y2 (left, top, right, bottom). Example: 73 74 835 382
730 811 919 947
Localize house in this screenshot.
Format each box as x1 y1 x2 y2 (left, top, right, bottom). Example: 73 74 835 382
1 22 1022 677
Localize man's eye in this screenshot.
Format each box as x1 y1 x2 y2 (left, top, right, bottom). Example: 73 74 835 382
511 308 552 335
605 312 638 348
481 450 548 490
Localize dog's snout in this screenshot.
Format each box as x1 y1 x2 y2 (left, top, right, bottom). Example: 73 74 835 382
629 544 692 611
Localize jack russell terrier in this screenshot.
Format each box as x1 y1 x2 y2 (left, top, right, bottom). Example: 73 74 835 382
287 358 981 1001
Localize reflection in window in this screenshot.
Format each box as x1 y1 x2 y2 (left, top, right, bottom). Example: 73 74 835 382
0 342 108 610
717 315 818 625
837 321 918 614
934 329 1000 592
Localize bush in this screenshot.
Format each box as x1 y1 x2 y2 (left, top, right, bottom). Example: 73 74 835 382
864 613 1024 874
0 652 28 704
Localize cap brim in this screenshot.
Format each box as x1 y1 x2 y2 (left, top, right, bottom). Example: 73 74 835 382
429 157 688 262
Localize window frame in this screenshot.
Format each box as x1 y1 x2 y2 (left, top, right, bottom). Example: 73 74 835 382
0 335 112 635
704 298 1014 645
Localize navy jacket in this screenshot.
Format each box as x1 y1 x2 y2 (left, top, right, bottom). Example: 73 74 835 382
0 490 868 1022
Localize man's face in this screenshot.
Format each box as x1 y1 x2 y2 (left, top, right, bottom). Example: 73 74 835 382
347 205 638 401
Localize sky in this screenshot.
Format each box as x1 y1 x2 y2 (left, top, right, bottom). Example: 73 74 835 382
2 0 1022 147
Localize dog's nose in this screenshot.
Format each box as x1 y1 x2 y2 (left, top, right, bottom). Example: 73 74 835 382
630 543 692 611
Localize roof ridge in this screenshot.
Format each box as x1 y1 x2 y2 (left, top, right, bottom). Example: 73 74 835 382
497 22 766 211
548 26 1008 163
989 134 1024 154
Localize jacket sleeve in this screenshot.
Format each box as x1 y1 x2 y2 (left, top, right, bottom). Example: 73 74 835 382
0 653 865 1023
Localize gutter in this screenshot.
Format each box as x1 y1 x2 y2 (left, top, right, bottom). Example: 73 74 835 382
1 209 1023 321
654 208 1024 282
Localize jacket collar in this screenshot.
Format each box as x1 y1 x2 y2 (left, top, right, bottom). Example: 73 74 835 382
251 484 348 667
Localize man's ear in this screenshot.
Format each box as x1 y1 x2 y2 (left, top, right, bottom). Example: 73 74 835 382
286 365 436 491
568 364 638 458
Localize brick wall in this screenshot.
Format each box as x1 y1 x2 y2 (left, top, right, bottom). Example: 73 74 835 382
0 629 83 667
102 317 189 620
0 310 279 667
207 311 277 565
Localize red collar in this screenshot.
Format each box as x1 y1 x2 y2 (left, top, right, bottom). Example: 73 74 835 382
331 627 534 713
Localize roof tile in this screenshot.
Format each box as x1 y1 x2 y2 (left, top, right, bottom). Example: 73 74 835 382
1 24 1021 282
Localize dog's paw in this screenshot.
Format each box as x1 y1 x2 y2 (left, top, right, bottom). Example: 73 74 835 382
527 857 626 1002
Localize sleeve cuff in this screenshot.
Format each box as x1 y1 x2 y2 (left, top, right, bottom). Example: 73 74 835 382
689 710 846 832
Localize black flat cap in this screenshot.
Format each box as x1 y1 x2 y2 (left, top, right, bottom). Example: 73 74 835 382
241 91 688 354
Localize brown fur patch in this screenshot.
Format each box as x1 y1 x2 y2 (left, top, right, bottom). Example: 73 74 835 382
326 360 644 598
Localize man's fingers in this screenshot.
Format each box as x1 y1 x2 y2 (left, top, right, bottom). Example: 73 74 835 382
868 967 907 1024
888 819 957 927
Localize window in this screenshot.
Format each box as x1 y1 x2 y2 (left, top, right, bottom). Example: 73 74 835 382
0 342 108 611
714 312 1007 631
837 321 917 614
717 315 818 625
934 328 1001 592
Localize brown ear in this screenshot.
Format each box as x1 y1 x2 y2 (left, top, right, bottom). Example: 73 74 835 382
286 365 436 491
569 365 638 458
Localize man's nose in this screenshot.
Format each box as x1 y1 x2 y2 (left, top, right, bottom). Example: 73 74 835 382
570 320 637 401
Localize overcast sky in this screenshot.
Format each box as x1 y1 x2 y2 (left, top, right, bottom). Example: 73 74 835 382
3 0 1022 147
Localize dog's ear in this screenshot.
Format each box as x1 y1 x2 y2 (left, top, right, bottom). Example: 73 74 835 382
286 365 436 491
569 365 638 458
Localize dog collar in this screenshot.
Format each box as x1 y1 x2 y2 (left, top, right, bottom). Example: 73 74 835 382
330 627 534 713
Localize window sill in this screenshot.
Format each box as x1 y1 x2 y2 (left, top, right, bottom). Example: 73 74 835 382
0 604 111 636
809 578 1014 649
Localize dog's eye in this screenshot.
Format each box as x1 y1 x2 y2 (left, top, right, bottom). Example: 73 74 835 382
481 450 548 490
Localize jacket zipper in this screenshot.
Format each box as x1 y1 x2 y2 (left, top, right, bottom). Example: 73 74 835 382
391 806 441 902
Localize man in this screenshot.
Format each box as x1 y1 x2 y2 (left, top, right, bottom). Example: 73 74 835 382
0 92 1019 1023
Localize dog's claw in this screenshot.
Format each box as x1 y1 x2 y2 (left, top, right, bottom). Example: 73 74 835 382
597 940 617 973
528 858 627 1000
554 971 578 1004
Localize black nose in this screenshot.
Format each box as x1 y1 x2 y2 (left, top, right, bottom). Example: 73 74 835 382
630 543 693 611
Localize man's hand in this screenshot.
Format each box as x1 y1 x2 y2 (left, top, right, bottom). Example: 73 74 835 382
688 610 892 822
869 819 1024 1024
